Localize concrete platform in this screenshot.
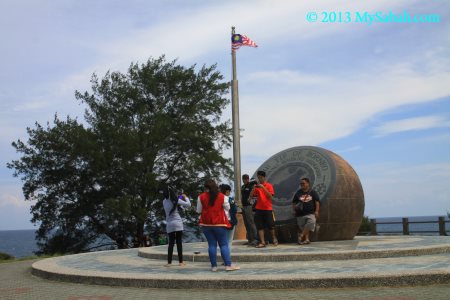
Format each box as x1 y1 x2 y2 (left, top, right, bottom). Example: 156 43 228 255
31 236 450 289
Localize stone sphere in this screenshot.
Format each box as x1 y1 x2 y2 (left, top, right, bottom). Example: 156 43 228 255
252 146 365 241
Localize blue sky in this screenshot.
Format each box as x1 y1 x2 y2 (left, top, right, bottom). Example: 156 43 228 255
1 0 449 230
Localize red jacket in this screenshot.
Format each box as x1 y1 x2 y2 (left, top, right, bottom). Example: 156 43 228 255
199 192 231 227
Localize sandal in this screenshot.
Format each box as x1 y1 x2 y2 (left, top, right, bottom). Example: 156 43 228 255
300 240 310 245
255 243 266 248
225 265 241 271
272 239 279 247
179 262 186 267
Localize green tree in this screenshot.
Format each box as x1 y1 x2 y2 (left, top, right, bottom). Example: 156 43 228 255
358 215 371 235
8 56 232 254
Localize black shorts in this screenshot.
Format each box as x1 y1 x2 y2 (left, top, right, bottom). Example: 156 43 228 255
254 210 275 230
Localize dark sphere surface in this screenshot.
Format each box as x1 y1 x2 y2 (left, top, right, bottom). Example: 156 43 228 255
252 146 365 241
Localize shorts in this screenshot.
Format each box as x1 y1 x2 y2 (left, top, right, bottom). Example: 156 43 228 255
297 214 316 232
254 210 275 230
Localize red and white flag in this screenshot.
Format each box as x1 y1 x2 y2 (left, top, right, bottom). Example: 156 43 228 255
231 34 258 50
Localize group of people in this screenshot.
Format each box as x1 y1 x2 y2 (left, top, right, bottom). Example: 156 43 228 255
162 180 239 271
241 173 320 246
162 170 320 272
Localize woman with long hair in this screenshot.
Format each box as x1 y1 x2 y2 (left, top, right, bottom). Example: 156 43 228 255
197 179 240 272
163 186 191 267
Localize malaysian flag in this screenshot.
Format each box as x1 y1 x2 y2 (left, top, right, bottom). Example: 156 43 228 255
231 34 258 50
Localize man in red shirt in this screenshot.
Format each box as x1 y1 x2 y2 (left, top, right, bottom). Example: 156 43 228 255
251 170 278 248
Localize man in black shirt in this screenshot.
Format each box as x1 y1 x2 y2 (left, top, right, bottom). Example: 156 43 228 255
241 174 258 246
292 177 320 245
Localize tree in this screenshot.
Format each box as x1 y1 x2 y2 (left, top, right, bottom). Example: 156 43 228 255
358 215 371 235
8 56 232 254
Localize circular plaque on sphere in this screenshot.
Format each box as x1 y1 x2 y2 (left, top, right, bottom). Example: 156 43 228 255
252 146 364 241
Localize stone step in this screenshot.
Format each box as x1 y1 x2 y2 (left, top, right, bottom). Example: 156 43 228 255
139 236 450 262
31 236 450 289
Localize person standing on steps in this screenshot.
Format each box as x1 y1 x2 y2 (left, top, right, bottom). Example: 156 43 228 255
241 174 258 246
163 186 191 267
197 179 240 272
292 177 320 245
251 170 278 248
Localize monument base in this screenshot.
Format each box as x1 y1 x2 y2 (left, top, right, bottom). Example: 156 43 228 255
31 236 450 289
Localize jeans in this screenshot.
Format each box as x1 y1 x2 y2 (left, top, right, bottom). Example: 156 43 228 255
226 226 236 254
201 226 231 267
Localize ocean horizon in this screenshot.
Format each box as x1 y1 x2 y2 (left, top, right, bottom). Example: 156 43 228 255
0 229 39 258
1 215 448 258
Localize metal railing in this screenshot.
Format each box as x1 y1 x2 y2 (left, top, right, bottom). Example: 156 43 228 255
366 216 449 236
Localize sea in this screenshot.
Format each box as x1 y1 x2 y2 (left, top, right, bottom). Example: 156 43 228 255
0 229 39 258
1 215 448 258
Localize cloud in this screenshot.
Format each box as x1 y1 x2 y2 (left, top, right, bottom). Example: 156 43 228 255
337 146 362 153
0 192 30 209
373 115 450 137
248 70 331 86
1 0 449 220
13 100 51 112
359 162 450 217
238 59 450 160
0 184 34 229
83 0 410 69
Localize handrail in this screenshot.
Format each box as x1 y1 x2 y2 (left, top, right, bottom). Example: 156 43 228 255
365 216 448 236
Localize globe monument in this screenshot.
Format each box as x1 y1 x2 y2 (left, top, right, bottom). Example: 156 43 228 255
251 146 365 242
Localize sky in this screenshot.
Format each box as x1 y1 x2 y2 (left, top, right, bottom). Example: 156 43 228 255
1 0 449 230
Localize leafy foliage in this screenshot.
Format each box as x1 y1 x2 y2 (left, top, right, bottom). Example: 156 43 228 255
358 215 371 234
8 56 232 254
0 252 15 260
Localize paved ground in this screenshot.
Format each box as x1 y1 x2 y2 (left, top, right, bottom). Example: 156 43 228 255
1 260 450 300
1 236 450 299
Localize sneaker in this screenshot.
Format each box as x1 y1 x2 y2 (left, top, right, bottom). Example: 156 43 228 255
211 267 218 272
225 265 240 271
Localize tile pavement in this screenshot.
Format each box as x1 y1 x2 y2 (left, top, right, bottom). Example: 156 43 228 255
1 236 449 299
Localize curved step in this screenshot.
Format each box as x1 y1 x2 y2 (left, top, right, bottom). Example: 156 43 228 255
31 236 450 289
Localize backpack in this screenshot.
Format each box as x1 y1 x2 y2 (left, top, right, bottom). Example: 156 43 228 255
229 197 238 226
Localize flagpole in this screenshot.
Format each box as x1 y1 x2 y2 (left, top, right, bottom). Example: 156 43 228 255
231 26 242 207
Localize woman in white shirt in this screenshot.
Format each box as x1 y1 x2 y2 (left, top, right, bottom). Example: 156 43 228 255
163 186 191 267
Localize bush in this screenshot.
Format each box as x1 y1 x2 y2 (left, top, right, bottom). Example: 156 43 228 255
358 215 371 234
0 252 15 260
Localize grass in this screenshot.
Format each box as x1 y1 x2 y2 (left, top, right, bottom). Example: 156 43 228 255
0 252 62 264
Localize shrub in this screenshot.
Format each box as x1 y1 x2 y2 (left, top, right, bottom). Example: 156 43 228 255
358 215 371 234
0 252 15 260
